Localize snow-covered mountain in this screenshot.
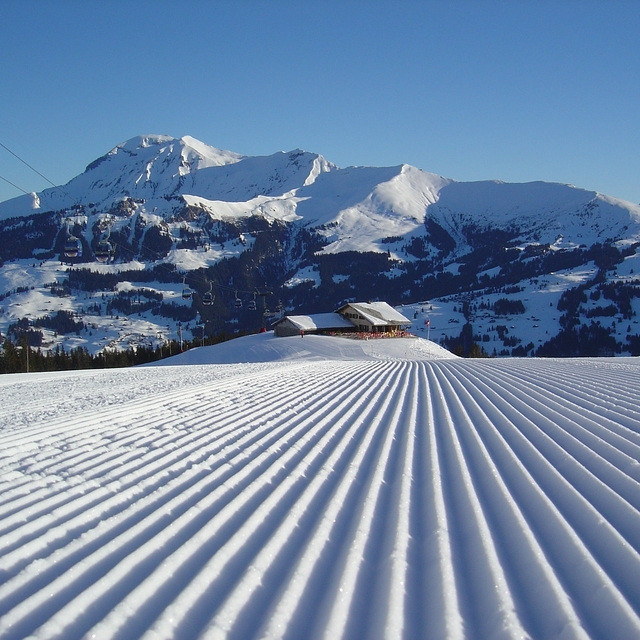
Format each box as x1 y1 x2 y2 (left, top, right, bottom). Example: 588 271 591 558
1 134 640 357
0 135 335 223
2 134 639 254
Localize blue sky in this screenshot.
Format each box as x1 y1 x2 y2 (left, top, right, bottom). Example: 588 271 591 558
1 0 639 205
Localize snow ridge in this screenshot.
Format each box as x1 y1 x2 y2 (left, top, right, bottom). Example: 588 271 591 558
0 355 639 639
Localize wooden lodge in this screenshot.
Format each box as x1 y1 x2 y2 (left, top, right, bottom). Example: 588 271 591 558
273 301 412 337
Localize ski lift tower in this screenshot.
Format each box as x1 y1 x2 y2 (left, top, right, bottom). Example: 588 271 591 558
256 289 273 330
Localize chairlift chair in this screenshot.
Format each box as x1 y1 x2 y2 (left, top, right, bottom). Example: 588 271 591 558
181 277 194 301
95 239 113 263
64 236 82 259
202 282 214 306
234 291 243 310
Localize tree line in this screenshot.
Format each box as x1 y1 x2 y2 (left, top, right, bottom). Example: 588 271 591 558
0 331 242 374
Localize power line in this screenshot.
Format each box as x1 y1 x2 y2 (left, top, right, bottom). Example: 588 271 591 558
0 173 32 196
0 141 275 302
0 141 77 205
0 142 59 189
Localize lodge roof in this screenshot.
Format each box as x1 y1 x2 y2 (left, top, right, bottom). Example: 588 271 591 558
276 312 354 332
335 301 412 326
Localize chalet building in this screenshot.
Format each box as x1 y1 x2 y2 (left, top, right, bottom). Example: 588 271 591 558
273 312 354 337
336 301 411 333
273 302 411 337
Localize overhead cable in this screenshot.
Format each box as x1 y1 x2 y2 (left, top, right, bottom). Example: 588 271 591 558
0 141 77 205
0 172 31 196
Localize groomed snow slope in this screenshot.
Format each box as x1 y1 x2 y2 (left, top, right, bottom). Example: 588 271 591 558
0 336 639 640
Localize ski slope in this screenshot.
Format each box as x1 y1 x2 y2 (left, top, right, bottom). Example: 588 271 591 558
0 335 639 639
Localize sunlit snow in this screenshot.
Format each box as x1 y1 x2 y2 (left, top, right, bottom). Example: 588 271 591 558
0 333 639 639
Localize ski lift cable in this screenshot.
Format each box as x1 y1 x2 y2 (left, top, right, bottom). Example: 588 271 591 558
49 197 271 299
77 232 268 299
0 141 77 205
0 172 33 196
0 145 274 307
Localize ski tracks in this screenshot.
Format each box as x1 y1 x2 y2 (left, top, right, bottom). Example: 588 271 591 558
0 358 639 639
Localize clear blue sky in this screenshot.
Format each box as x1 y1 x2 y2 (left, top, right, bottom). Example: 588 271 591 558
1 0 639 205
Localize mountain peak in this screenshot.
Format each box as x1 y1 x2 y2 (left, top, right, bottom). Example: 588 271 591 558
1 134 640 359
117 134 175 151
110 135 244 168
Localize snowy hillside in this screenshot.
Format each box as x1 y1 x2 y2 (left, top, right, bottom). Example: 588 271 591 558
150 332 457 365
1 134 640 357
0 336 639 639
402 244 640 357
427 179 640 253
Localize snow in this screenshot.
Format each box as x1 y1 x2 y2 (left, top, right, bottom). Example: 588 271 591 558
0 259 195 354
292 164 450 255
0 334 639 639
339 301 412 326
401 258 640 355
429 180 640 253
272 314 354 333
149 333 456 365
284 265 321 289
2 249 640 359
2 135 640 272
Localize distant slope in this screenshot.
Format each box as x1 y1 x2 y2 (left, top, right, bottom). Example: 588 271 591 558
429 179 640 252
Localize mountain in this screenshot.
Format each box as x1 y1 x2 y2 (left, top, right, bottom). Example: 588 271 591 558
1 134 640 358
0 135 333 222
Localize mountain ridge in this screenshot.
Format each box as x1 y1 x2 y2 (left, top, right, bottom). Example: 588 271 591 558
1 134 640 359
1 135 639 259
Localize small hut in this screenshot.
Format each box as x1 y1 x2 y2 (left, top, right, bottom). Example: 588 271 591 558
335 301 411 333
273 312 355 337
